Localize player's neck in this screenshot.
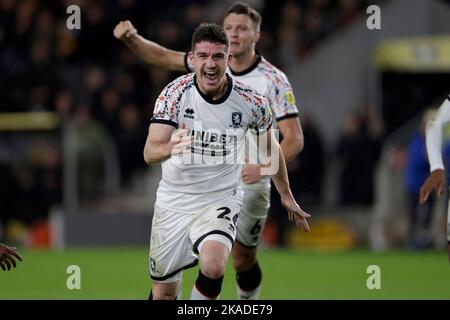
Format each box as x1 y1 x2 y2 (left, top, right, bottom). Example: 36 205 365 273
230 50 258 74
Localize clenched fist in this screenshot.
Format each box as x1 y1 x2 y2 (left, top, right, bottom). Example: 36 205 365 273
113 20 138 42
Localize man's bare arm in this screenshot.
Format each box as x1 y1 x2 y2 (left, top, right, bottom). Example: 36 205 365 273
258 130 310 231
278 116 304 162
114 20 187 72
143 123 191 165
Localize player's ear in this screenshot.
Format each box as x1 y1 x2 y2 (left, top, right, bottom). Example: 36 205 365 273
254 30 260 43
188 51 194 64
227 52 233 66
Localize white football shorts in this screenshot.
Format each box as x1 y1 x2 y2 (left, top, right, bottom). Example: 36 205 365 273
149 193 243 283
236 180 271 248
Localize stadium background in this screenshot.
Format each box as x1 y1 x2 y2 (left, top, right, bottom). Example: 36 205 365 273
0 0 449 299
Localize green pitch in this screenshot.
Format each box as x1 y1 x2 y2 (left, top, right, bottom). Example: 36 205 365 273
0 247 449 299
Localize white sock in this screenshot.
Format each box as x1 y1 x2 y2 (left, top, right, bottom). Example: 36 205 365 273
191 284 219 300
237 284 261 300
176 276 183 300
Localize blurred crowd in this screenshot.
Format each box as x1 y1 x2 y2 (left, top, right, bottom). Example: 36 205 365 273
0 0 375 245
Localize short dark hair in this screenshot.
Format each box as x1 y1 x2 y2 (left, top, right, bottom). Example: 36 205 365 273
191 23 229 51
224 2 262 31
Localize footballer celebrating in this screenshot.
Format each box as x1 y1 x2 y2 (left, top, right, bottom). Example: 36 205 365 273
116 3 306 299
144 23 309 300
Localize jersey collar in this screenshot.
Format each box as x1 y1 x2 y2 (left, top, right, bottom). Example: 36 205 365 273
229 51 262 76
194 73 233 105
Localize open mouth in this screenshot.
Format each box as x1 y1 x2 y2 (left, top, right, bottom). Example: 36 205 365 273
204 70 218 83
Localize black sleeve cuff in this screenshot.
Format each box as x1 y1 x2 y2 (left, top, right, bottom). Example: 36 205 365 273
276 113 299 122
150 118 178 128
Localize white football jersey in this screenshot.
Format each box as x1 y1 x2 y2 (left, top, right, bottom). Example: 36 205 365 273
228 55 299 124
426 94 450 172
185 54 299 189
228 55 300 189
151 73 272 212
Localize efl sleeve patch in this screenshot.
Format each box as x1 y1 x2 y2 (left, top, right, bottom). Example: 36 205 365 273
284 91 296 106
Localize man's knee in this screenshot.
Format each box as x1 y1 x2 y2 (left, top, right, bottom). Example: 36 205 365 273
201 259 226 279
151 281 178 300
199 240 230 279
232 242 257 273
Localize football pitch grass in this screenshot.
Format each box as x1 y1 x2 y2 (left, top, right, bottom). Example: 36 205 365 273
0 247 449 300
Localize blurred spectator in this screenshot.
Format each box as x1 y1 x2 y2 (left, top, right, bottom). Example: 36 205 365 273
115 103 147 187
96 86 120 134
337 106 383 206
334 0 364 29
30 143 63 222
54 89 74 121
80 65 106 109
303 7 326 48
277 1 304 67
72 104 106 203
288 113 325 207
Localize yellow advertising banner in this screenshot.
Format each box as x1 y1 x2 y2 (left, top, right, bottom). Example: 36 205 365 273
374 36 450 72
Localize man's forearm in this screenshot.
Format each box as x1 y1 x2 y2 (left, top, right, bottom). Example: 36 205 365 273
280 136 303 162
125 35 186 72
270 145 293 198
144 142 171 165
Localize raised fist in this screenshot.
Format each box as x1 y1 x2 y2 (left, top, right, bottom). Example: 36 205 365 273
113 20 138 42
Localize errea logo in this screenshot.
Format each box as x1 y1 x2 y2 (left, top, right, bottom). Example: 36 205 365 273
184 108 195 119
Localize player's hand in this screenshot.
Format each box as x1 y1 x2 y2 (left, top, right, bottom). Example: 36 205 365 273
170 123 192 156
241 164 262 184
419 169 444 204
113 20 138 43
281 195 311 232
0 243 23 271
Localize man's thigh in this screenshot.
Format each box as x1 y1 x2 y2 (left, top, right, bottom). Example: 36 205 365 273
236 186 271 247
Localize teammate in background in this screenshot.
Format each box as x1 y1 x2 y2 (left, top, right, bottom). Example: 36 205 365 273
419 93 450 261
114 2 304 300
0 243 22 271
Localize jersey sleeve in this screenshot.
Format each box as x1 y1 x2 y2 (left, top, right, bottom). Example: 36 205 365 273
270 73 299 121
426 95 450 172
150 85 179 128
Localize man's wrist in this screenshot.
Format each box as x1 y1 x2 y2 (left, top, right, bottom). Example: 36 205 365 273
163 143 173 160
279 189 293 201
124 33 139 46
